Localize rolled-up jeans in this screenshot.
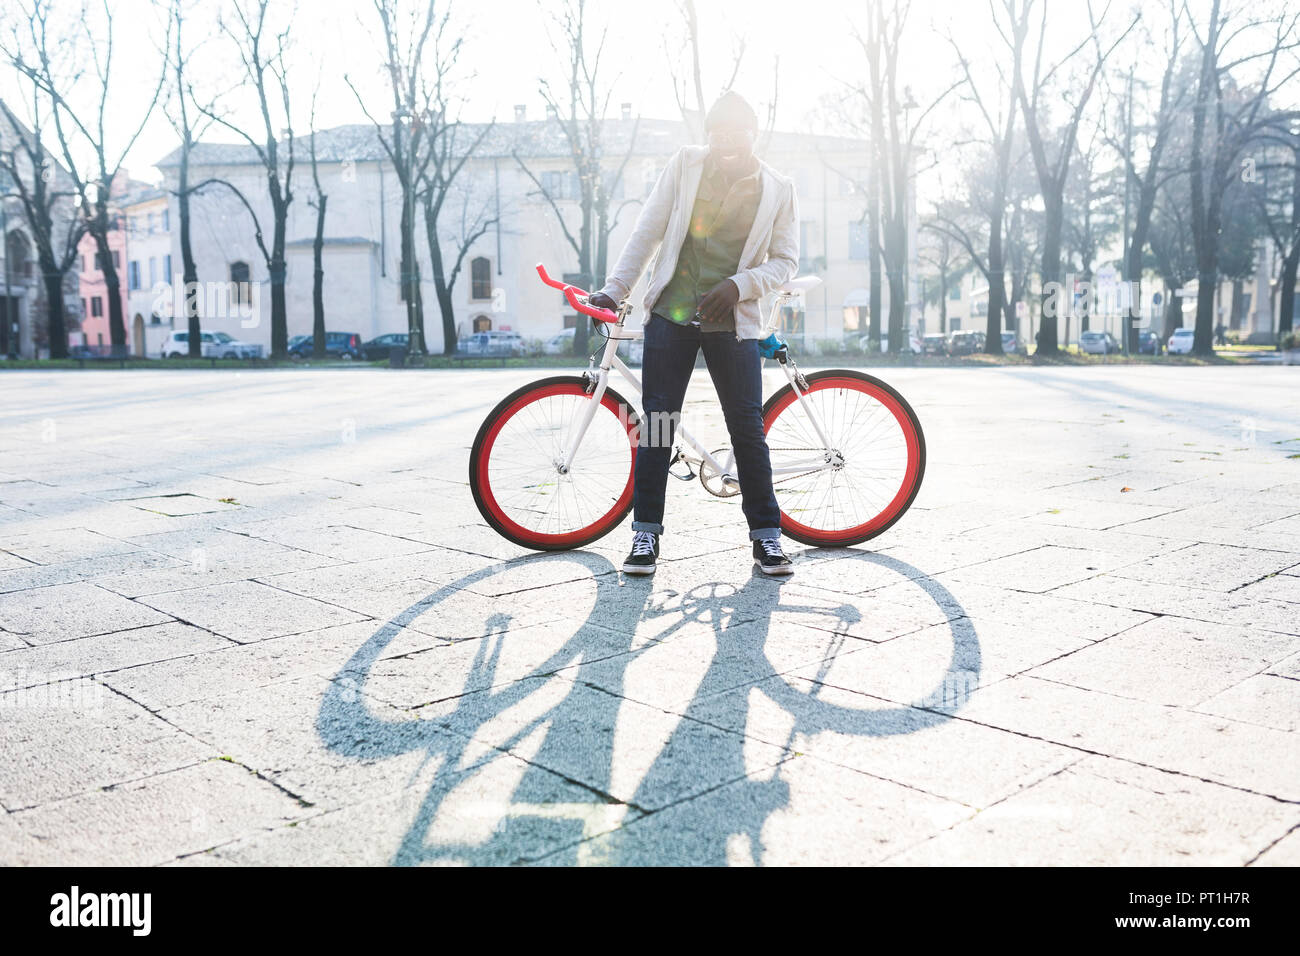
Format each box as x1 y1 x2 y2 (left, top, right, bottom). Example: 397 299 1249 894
631 312 782 541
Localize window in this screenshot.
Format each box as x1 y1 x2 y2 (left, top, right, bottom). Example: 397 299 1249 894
472 315 492 332
162 208 170 231
541 170 578 200
112 250 120 269
149 258 157 288
230 261 251 305
949 285 961 301
91 297 103 317
80 297 87 317
470 257 491 300
163 255 171 279
81 254 87 272
146 213 155 234
128 261 141 291
848 221 870 261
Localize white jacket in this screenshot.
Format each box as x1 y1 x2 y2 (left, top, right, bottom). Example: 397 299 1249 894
597 145 800 340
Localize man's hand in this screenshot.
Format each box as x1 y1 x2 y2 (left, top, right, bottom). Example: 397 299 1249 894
697 278 740 323
586 292 618 311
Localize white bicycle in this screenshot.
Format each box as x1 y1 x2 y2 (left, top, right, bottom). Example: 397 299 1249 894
469 264 926 551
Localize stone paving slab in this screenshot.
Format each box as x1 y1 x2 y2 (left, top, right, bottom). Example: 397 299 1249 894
0 581 173 645
886 755 1298 866
8 759 308 867
1 366 1298 865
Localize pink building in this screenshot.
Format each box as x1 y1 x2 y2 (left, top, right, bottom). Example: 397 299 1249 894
75 226 129 352
71 174 148 353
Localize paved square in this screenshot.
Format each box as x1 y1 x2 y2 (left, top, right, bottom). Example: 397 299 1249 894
0 365 1297 865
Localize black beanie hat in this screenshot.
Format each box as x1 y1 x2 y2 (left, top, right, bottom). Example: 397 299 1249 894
705 91 758 133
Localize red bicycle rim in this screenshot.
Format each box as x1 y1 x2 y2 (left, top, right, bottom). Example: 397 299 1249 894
764 375 921 544
476 382 636 548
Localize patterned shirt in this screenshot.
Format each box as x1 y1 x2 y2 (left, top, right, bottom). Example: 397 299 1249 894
652 154 762 332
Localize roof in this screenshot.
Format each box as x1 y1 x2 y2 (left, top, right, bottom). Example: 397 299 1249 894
285 236 379 248
155 117 866 169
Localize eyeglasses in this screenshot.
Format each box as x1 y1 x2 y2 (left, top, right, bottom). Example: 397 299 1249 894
708 128 755 148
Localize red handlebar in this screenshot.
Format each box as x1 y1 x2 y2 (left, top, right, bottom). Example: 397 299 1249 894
535 263 618 324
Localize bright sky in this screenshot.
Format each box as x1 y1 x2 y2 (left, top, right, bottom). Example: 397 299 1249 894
1 0 1292 208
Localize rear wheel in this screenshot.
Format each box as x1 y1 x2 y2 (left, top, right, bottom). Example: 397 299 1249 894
470 376 639 551
762 369 925 548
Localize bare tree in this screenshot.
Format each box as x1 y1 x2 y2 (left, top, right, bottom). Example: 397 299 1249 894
1104 0 1187 349
515 0 641 357
163 0 219 358
1010 0 1137 355
918 221 971 335
307 85 327 359
666 0 778 151
1255 121 1299 341
0 96 84 359
940 1 1026 354
7 0 170 357
192 0 296 359
346 0 445 358
1187 0 1300 355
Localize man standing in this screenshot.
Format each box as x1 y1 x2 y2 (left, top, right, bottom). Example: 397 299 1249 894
587 92 799 577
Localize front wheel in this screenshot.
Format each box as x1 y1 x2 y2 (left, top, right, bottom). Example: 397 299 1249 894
762 369 925 548
470 376 640 551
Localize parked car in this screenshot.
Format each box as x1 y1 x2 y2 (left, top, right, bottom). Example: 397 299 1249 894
1138 330 1162 355
287 331 362 360
459 330 527 357
921 333 948 356
1167 327 1195 354
1080 330 1120 355
161 330 263 359
1000 331 1028 355
542 328 576 355
948 330 986 355
360 333 409 360
856 332 923 354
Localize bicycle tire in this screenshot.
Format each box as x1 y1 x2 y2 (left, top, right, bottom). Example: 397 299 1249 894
761 368 925 548
469 375 640 551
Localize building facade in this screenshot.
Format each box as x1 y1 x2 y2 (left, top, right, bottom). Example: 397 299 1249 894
156 117 902 355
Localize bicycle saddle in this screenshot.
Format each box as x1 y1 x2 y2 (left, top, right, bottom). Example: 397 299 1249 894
775 276 822 295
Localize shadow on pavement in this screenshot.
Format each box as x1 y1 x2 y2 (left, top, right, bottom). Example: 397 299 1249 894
317 548 979 865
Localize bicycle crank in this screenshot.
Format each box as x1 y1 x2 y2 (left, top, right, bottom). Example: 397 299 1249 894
699 448 741 497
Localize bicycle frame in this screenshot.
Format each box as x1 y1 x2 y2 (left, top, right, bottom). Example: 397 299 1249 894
556 294 839 489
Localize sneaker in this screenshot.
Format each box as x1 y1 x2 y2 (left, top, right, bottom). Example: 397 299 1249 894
753 537 794 576
622 530 659 575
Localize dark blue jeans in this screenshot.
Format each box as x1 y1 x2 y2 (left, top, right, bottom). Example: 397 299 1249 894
631 313 782 541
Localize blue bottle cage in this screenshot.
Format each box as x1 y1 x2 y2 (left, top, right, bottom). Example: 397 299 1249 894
758 332 785 359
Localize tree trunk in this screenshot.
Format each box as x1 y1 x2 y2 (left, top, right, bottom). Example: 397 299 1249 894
42 267 68 359
1037 200 1063 352
179 143 202 357
1279 245 1298 341
1194 275 1216 353
987 207 1006 353
270 204 288 359
868 176 882 351
424 196 457 357
312 196 327 358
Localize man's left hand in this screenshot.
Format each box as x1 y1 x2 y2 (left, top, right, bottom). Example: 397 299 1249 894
697 278 740 324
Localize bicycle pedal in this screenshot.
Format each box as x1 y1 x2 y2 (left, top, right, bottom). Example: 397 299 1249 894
668 450 695 481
